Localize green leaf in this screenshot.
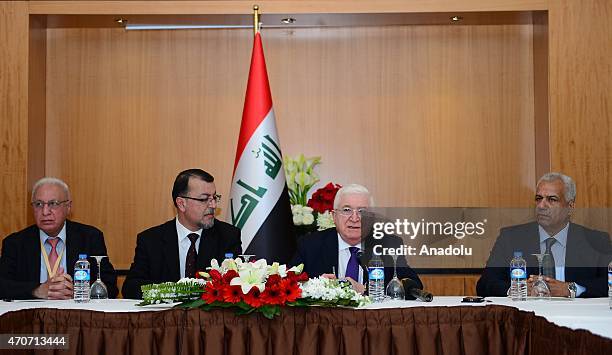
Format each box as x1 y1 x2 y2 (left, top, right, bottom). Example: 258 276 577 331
176 299 205 308
259 305 281 319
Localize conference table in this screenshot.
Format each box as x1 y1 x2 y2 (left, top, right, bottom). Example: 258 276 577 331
0 297 610 354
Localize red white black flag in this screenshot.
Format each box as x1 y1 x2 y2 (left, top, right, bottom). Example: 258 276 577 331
229 33 295 264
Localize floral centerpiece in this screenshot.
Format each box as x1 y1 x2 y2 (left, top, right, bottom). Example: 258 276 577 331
284 154 341 233
138 258 370 319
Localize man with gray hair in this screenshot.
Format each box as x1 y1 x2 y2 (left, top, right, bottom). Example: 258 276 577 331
291 183 422 294
0 177 118 299
477 172 611 298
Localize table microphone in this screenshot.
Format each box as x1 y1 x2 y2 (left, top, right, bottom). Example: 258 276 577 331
401 278 434 302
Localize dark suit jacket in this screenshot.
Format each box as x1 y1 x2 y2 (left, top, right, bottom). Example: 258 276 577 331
122 218 242 299
0 220 118 300
291 228 423 291
477 222 611 298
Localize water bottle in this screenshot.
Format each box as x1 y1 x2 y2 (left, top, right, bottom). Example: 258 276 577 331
74 254 90 303
608 260 612 309
368 254 385 302
510 251 527 301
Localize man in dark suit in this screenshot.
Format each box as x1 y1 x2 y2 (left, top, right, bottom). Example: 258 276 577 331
122 169 242 299
0 177 118 300
477 172 611 298
292 184 422 293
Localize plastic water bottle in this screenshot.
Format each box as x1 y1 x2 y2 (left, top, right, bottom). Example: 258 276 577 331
74 254 90 303
510 251 527 301
368 254 385 302
608 261 612 309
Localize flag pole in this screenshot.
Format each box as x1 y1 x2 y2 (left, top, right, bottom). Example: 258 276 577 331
253 5 260 35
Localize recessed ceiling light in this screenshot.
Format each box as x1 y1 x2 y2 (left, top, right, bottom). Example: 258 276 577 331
115 18 127 25
281 17 296 24
451 16 463 22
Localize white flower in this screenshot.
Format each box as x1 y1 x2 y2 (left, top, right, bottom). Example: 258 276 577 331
177 278 205 286
230 266 267 293
291 204 315 226
299 276 371 306
316 211 336 230
303 213 315 225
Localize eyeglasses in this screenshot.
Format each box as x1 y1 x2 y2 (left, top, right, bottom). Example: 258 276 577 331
180 194 222 204
334 207 367 217
31 200 70 210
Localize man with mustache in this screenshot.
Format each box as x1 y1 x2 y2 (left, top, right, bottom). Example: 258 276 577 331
0 177 118 299
122 169 241 299
477 172 611 298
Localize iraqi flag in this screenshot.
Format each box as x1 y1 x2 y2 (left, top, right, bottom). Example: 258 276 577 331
228 33 296 264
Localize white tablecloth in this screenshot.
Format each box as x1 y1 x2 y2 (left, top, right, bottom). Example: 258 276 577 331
1 297 610 339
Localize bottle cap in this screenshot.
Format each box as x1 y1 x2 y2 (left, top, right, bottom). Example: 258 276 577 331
224 253 234 259
79 254 87 259
513 251 522 257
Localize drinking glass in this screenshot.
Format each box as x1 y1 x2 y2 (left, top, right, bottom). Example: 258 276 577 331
90 256 108 300
238 254 255 263
531 253 551 299
385 254 405 300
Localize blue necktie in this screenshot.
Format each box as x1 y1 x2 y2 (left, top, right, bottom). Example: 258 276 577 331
345 247 360 281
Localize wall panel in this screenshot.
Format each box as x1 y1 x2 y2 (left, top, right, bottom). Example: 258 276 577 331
0 2 30 238
549 0 612 208
45 24 536 269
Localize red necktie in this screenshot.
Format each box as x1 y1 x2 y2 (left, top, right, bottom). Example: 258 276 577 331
47 238 59 277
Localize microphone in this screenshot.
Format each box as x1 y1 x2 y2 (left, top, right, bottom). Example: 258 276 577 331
401 278 433 302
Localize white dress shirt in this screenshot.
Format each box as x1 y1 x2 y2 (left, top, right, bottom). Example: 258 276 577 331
337 234 363 283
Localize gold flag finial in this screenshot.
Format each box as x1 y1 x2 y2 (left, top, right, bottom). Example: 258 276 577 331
253 5 260 35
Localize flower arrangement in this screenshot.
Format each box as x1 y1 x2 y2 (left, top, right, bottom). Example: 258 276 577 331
284 154 321 206
284 155 341 232
138 258 370 319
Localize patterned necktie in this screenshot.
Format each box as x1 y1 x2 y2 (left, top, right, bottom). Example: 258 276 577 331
185 233 199 278
542 237 556 278
47 238 59 277
345 247 360 281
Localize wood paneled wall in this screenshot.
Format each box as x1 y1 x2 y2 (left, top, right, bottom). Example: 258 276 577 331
44 24 535 269
549 0 612 207
0 2 30 236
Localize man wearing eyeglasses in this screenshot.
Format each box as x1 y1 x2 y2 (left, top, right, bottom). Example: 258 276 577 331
0 177 118 300
122 169 242 299
291 184 422 294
